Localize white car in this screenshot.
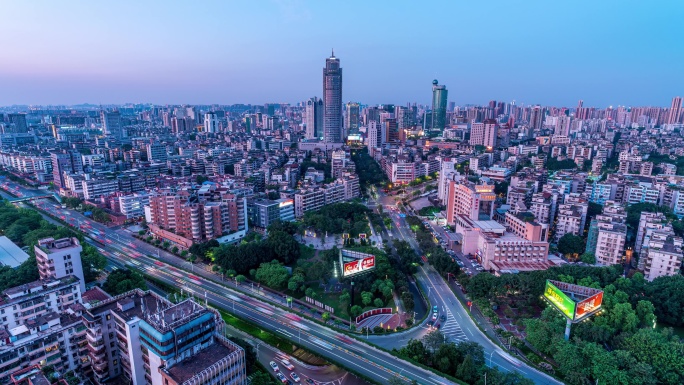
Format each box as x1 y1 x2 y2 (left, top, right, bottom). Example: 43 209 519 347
269 361 280 372
276 373 288 383
280 359 295 371
290 373 301 383
432 312 438 321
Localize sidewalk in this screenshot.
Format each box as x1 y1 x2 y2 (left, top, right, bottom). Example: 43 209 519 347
447 279 503 345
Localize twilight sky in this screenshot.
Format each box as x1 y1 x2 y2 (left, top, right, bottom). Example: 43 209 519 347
1 0 682 107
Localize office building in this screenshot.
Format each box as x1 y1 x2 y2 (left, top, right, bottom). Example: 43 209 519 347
83 290 246 385
445 181 496 224
367 121 381 150
323 52 343 143
101 110 123 138
248 198 295 229
455 214 552 272
345 102 360 134
431 80 448 133
34 237 86 293
204 112 218 133
7 114 27 133
305 97 323 139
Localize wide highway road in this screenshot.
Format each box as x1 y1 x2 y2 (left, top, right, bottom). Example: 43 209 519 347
1 182 460 385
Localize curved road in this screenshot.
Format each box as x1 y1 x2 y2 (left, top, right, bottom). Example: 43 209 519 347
2 181 561 384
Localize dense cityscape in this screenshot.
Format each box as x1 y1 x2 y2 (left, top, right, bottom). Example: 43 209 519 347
1 2 684 385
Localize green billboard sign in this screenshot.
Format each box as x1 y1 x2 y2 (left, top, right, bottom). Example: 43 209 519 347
544 280 576 320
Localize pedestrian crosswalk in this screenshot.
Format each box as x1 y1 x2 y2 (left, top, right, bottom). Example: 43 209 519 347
440 307 468 343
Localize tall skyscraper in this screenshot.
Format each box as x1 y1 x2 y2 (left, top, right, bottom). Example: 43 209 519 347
204 112 219 133
431 80 448 133
305 97 324 139
101 110 123 138
668 96 682 124
323 51 343 143
345 102 360 134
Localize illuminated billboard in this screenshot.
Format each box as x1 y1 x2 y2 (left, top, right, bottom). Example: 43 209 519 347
575 291 603 320
544 280 576 320
340 249 376 278
343 256 375 277
543 280 604 322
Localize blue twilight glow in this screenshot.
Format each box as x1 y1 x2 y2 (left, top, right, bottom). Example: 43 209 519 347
0 0 682 106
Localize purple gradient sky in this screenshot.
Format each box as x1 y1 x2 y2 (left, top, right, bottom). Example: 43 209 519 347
1 0 683 107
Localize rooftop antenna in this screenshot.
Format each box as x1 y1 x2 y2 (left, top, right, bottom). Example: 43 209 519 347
331 48 334 57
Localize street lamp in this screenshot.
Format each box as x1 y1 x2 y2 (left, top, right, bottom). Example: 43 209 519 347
488 350 495 367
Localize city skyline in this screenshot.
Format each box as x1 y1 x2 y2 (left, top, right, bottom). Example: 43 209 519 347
1 1 683 107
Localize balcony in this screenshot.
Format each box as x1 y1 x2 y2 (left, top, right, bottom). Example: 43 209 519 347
86 331 103 344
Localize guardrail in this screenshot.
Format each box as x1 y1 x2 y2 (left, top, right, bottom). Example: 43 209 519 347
355 308 392 324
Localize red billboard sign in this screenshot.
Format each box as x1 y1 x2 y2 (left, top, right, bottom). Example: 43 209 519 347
342 256 375 277
574 291 603 319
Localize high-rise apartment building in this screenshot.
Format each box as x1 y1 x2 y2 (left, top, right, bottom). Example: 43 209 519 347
667 96 682 124
323 52 342 143
642 232 683 281
34 237 86 293
146 143 168 163
469 119 498 148
51 151 84 189
345 102 360 134
148 187 247 242
204 112 218 133
0 276 85 383
529 105 543 132
101 110 123 138
83 290 246 385
305 97 323 139
431 80 448 133
585 202 627 265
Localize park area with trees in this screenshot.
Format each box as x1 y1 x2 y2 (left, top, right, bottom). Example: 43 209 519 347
463 264 684 384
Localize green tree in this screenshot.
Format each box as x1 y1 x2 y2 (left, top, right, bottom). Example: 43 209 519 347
373 298 384 308
580 252 596 264
350 305 363 318
265 230 300 264
102 268 147 295
250 372 276 385
361 291 373 306
287 273 305 292
422 330 445 353
322 312 331 322
557 233 586 258
401 291 415 312
455 354 479 384
254 260 289 290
